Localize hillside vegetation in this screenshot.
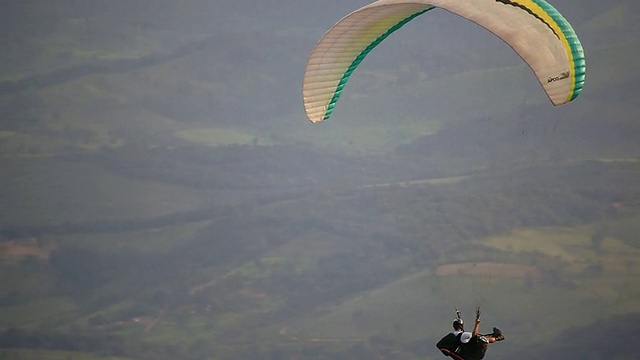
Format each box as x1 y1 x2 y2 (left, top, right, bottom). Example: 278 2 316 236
1 1 639 359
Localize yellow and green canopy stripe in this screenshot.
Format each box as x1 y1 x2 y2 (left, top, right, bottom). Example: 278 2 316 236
526 0 586 101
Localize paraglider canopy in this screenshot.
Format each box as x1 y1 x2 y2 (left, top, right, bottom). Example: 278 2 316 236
302 0 586 123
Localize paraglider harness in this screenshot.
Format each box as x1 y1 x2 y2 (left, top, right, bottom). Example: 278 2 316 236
439 348 465 360
437 308 486 360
